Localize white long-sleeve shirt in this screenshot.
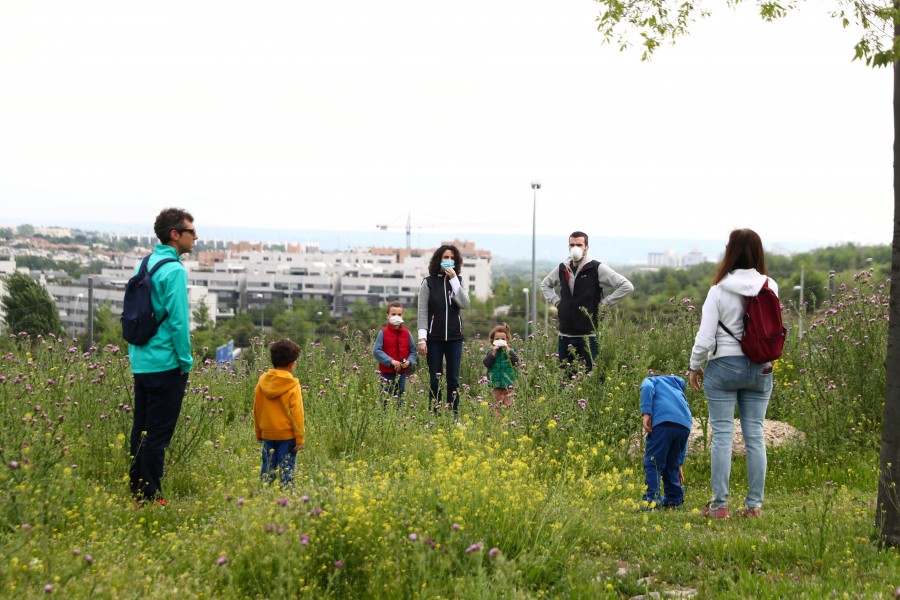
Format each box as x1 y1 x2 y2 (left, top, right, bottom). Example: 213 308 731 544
689 269 779 370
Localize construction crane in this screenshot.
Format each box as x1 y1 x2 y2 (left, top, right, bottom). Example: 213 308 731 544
376 213 412 249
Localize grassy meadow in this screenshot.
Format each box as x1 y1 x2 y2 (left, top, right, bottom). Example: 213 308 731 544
1 269 898 598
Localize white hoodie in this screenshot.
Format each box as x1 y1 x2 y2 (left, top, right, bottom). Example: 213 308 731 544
689 269 779 370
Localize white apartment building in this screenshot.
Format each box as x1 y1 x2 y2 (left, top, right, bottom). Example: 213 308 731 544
647 248 711 269
681 249 710 267
48 278 217 335
191 240 492 318
2 240 491 331
647 250 681 268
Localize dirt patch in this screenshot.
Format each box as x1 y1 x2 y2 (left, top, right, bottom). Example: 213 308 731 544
688 418 806 455
629 419 806 457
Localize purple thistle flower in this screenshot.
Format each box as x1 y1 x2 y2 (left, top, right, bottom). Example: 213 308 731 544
44 584 53 593
237 497 245 506
334 560 344 568
488 547 500 558
276 497 289 507
300 494 310 503
300 533 309 546
451 523 460 531
408 533 418 541
465 542 482 554
84 555 93 565
217 556 228 566
21 523 31 531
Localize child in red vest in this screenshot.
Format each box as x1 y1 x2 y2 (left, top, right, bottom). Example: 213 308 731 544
373 301 417 405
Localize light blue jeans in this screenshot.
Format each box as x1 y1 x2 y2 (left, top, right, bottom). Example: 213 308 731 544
704 355 773 510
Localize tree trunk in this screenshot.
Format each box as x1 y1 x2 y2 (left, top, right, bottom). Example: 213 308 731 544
876 14 900 547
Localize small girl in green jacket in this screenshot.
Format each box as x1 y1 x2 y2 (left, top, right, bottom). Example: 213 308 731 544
483 324 519 415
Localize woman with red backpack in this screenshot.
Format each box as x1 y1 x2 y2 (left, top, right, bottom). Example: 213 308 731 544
688 228 782 519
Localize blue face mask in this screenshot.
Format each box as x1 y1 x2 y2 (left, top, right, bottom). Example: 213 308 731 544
440 259 455 270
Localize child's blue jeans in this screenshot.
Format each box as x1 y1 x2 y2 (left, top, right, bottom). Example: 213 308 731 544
643 422 689 506
261 439 297 488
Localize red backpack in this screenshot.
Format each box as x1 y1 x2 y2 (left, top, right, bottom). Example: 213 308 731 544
718 280 786 364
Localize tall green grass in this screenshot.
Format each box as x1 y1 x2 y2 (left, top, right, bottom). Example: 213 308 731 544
0 271 897 598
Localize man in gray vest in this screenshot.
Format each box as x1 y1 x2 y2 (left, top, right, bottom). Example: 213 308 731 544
540 231 633 379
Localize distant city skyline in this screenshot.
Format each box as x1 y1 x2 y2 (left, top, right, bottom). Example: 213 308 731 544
0 218 863 267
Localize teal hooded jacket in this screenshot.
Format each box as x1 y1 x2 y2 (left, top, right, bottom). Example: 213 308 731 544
128 244 193 374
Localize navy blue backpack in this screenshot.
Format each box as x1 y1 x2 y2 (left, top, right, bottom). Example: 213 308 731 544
120 256 178 346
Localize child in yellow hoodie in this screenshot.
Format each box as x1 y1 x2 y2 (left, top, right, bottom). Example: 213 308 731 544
254 338 305 487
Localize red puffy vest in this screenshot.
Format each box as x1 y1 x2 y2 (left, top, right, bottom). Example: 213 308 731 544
378 326 411 374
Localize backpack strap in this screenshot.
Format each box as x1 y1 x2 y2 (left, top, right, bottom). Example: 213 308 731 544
147 257 178 276
144 256 180 325
715 280 767 353
717 320 740 352
136 255 152 275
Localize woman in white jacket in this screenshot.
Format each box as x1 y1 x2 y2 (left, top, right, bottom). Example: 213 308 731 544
688 229 778 519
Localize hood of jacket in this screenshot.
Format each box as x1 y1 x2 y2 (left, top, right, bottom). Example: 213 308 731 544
257 369 300 400
654 375 687 394
718 269 769 296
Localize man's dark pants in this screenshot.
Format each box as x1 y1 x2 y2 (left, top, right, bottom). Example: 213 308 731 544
130 368 188 502
558 335 599 374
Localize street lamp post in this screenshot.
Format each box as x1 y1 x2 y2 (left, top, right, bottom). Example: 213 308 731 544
313 311 322 341
75 293 83 332
530 181 541 338
523 288 529 340
87 277 94 348
793 265 805 339
256 293 265 330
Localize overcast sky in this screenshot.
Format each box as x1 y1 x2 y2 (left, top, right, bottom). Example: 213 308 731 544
0 0 891 251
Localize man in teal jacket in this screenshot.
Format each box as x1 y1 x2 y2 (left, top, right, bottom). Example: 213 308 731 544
129 207 196 505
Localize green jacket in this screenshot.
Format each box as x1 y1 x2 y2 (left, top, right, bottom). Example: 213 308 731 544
483 348 519 388
128 244 193 374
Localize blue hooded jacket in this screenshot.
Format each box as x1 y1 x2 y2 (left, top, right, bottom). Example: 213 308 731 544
640 375 693 430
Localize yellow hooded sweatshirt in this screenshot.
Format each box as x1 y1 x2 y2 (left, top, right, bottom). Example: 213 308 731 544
253 368 305 443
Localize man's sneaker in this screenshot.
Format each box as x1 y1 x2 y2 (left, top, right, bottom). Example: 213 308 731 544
701 503 729 519
661 500 684 510
741 506 762 517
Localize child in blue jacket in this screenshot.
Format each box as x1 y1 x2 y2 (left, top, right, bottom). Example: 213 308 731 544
640 375 693 509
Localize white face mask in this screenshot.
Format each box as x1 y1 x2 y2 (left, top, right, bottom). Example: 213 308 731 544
569 246 585 262
493 339 508 347
388 315 404 326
